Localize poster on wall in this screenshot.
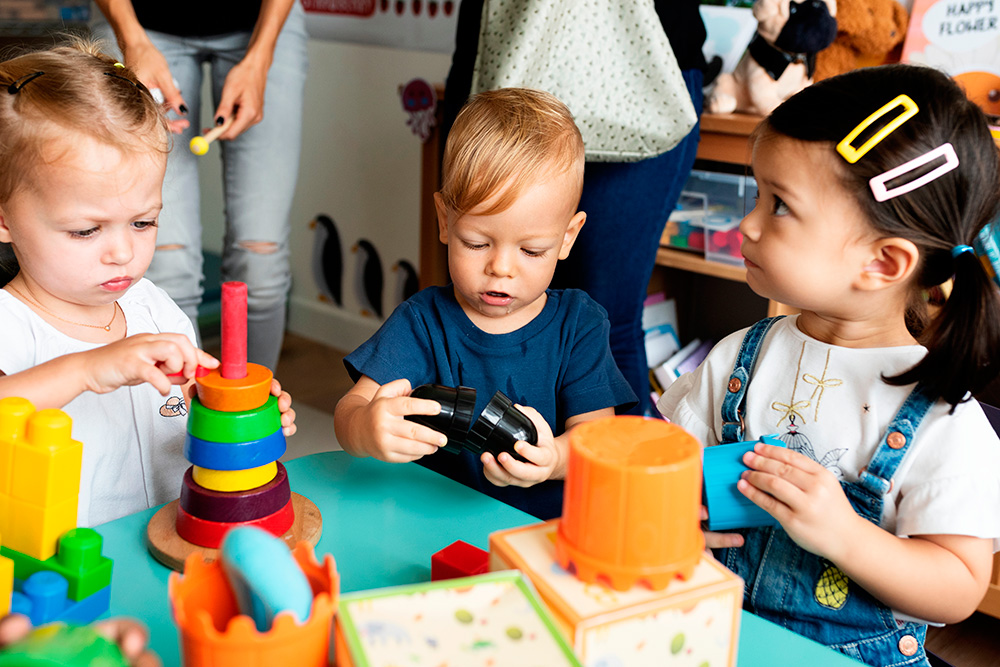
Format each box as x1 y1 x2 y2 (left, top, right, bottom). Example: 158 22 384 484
900 0 1000 114
303 0 461 52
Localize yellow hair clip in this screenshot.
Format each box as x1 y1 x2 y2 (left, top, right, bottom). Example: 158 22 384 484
113 62 125 68
836 94 919 164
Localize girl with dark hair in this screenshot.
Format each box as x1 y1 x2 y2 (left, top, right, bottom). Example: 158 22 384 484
658 64 1000 667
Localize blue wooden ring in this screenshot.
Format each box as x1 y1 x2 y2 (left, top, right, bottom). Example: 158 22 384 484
184 427 286 470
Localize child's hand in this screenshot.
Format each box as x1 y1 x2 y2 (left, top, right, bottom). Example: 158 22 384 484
94 618 161 667
271 378 296 437
700 504 745 549
481 405 560 488
341 378 447 462
81 333 218 397
0 613 161 666
738 441 857 558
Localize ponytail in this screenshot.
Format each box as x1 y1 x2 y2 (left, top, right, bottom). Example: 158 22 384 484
887 247 1000 410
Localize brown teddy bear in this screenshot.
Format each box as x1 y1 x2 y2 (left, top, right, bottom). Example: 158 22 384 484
813 0 909 81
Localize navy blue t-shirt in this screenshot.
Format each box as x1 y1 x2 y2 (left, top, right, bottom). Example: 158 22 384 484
345 286 636 519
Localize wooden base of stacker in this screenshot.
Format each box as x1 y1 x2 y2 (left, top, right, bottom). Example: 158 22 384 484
145 492 322 571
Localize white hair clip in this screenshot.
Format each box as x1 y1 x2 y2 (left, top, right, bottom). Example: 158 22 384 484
869 143 959 202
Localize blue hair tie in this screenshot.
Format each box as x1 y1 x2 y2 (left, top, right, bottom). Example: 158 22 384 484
952 245 974 258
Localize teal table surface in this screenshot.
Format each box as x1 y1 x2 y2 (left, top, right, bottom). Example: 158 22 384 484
98 451 857 666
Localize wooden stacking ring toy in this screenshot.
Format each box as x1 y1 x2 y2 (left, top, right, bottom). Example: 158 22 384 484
175 498 294 549
188 395 281 443
192 461 278 493
180 463 291 523
196 363 274 412
556 416 703 591
184 427 286 471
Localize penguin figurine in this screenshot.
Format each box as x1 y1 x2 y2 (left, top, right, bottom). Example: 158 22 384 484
310 214 342 306
391 259 420 309
353 239 384 319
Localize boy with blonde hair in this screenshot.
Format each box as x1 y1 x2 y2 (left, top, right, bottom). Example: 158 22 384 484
335 88 635 519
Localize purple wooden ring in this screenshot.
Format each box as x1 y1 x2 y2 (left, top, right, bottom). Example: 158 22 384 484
179 461 291 523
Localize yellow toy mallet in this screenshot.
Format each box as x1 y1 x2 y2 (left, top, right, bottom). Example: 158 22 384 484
189 116 234 156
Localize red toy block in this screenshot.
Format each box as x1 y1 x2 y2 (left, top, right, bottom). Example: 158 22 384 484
431 540 489 581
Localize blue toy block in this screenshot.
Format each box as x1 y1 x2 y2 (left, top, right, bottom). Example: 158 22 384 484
702 434 786 531
219 526 313 632
11 571 110 626
183 427 286 471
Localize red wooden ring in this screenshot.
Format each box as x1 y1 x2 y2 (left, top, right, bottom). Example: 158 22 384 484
175 498 294 549
178 462 291 523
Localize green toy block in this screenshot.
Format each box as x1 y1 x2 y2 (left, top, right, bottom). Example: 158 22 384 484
187 395 281 444
0 622 128 667
0 528 112 601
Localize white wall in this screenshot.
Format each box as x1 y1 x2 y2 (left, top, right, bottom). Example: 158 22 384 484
198 40 451 352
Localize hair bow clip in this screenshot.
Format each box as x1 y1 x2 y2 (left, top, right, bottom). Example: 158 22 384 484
837 94 919 164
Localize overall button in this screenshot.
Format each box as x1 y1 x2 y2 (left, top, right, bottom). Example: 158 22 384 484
898 634 918 656
887 431 906 449
728 377 742 393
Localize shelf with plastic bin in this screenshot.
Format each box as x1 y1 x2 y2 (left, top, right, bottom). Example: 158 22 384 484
662 170 754 267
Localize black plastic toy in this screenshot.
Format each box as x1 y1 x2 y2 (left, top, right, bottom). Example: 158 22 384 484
405 385 538 462
467 390 537 463
405 384 477 455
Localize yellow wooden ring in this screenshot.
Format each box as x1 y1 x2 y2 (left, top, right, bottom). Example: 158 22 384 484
192 461 277 492
196 363 273 412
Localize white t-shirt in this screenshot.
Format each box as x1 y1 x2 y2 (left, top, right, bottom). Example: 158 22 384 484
658 315 1000 551
0 279 195 526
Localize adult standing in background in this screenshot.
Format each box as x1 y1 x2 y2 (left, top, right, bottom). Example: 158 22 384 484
442 1 707 416
92 0 308 370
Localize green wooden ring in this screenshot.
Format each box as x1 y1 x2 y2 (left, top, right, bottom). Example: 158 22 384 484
187 395 281 444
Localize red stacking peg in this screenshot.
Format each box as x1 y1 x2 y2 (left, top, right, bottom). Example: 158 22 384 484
221 281 248 380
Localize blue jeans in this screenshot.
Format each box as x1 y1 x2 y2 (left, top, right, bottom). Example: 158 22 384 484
91 2 308 369
552 69 704 415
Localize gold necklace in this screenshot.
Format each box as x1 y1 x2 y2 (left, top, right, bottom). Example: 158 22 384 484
5 282 119 332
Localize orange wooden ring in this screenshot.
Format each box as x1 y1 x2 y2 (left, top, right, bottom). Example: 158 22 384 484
196 363 273 412
175 498 295 549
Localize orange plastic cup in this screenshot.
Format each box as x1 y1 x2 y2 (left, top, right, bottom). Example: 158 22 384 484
169 541 338 667
556 416 703 591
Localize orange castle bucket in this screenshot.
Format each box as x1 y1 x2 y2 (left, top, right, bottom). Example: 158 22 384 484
556 416 703 591
169 541 338 667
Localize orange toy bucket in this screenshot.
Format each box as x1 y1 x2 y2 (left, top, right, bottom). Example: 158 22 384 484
169 541 338 667
556 416 703 591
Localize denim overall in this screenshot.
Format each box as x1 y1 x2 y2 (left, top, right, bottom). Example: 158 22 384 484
715 317 933 667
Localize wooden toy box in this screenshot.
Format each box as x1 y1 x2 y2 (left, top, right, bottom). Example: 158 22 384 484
489 520 743 667
335 570 582 667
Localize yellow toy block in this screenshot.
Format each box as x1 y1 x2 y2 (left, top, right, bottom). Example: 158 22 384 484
0 397 35 537
11 409 82 508
490 520 743 667
0 553 12 616
0 402 82 561
8 496 78 561
192 461 278 492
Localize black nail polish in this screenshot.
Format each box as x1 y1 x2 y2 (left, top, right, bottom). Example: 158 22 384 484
179 104 188 115
216 116 225 126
